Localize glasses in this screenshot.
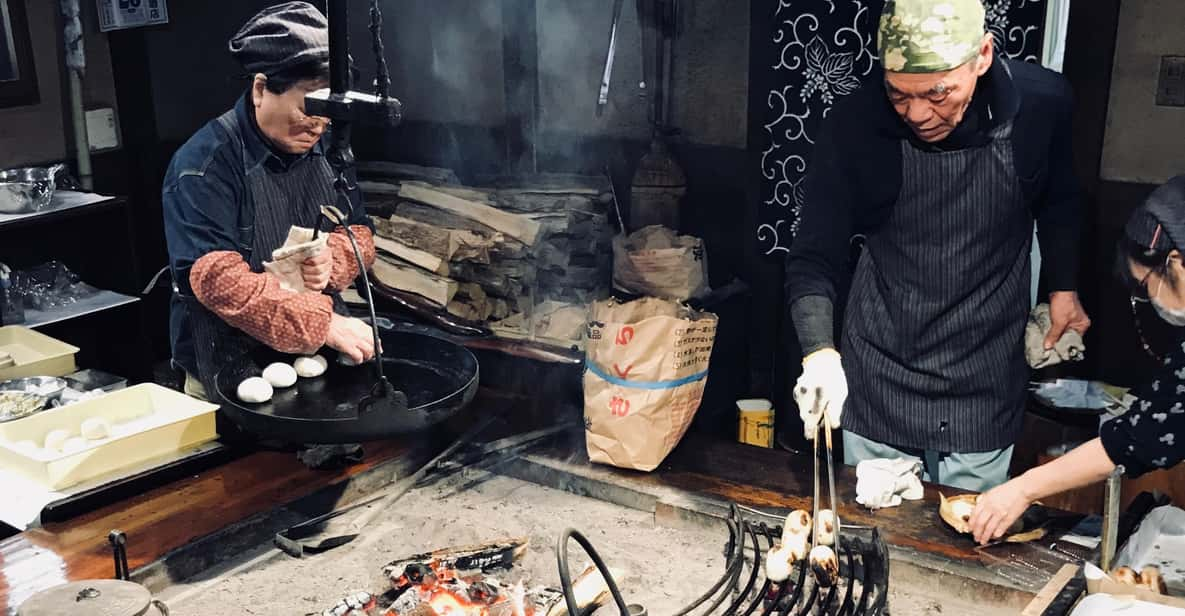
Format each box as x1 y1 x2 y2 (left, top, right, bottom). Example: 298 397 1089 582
293 108 331 132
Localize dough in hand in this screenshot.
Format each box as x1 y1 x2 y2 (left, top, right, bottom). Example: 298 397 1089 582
43 429 70 452
338 353 362 367
80 417 111 440
262 362 298 388
237 377 274 404
293 355 328 378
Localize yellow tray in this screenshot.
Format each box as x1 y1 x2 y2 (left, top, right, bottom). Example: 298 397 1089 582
0 384 218 490
0 326 79 381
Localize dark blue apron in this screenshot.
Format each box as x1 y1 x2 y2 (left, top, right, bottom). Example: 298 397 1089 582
175 110 341 395
841 119 1032 453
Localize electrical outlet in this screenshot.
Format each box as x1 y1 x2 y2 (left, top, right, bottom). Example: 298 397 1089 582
85 107 120 151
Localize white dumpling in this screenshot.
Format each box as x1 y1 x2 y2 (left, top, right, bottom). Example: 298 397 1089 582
12 440 39 455
80 417 111 440
293 355 328 378
43 429 70 452
237 377 274 404
262 362 298 388
764 544 793 582
62 437 88 454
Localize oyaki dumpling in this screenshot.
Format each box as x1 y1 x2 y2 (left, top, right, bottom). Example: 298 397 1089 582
80 417 111 440
293 355 328 378
237 377 274 404
262 362 298 388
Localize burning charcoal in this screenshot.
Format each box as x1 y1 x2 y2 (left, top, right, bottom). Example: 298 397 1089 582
396 563 439 590
467 580 501 604
319 591 377 616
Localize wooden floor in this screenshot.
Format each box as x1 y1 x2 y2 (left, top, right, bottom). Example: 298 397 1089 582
0 438 424 614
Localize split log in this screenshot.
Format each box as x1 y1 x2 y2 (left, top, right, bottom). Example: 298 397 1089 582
447 283 491 321
373 214 456 262
371 255 458 307
357 161 460 185
541 565 624 616
400 182 541 246
372 234 449 276
382 537 529 584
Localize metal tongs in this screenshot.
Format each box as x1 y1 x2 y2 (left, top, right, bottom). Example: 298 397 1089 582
810 391 842 585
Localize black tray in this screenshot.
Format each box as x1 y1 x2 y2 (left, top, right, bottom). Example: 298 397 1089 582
213 323 479 443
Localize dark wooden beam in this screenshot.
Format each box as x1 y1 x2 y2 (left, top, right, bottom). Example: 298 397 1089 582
501 0 540 175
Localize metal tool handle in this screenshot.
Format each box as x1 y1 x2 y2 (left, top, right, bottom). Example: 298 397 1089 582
152 599 171 615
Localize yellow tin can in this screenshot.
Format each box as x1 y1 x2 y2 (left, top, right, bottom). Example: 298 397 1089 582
737 399 774 448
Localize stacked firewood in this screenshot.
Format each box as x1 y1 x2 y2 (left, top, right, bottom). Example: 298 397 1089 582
357 162 615 348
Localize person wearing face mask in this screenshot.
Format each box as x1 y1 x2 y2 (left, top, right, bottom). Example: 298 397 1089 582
969 175 1185 544
162 2 377 401
785 0 1091 490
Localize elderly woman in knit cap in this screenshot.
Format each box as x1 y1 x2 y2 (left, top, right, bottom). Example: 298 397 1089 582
971 175 1185 544
162 1 377 400
786 0 1091 492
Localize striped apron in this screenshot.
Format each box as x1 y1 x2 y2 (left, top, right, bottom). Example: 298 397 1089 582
841 119 1032 453
178 110 341 396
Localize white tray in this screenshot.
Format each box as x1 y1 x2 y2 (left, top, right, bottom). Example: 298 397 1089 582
0 384 218 489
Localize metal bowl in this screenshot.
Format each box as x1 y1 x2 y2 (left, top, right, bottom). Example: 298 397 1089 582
0 376 68 399
0 391 49 422
0 164 64 214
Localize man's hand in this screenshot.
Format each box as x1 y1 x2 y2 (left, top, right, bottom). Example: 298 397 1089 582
1045 291 1091 350
794 348 847 439
326 314 375 365
969 476 1035 545
302 247 333 293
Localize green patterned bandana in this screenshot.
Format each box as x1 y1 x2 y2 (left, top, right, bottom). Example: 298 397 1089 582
878 0 986 73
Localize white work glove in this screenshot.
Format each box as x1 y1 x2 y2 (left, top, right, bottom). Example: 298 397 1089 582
794 348 847 440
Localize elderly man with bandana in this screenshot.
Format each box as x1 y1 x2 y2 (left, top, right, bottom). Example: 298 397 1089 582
785 0 1091 491
163 2 378 402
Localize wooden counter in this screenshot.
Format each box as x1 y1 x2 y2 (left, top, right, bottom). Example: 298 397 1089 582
0 438 437 614
500 431 1091 600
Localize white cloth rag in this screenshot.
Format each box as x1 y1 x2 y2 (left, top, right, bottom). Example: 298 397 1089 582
855 457 924 510
1025 303 1086 369
263 226 328 293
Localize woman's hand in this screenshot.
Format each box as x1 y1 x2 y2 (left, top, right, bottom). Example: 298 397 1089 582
969 477 1034 545
302 248 333 292
325 314 375 364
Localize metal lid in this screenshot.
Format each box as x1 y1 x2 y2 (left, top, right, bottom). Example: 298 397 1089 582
19 580 152 616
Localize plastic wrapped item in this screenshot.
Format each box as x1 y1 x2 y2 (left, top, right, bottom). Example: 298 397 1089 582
13 261 99 312
0 263 23 325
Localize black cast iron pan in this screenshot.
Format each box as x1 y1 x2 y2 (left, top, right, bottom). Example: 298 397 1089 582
213 323 479 443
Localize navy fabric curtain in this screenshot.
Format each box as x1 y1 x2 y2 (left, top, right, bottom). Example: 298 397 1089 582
751 0 1048 257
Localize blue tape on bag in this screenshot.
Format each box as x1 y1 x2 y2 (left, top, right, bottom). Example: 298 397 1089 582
585 361 709 390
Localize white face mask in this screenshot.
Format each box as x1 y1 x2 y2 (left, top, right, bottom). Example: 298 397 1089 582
1149 255 1185 326
1152 298 1185 327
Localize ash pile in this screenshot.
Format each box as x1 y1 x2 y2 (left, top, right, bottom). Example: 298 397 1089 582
358 162 615 350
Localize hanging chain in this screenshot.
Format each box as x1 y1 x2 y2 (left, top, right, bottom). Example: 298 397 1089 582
369 0 391 99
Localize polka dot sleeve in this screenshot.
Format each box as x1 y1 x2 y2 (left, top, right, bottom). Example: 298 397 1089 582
190 250 334 354
1100 347 1185 478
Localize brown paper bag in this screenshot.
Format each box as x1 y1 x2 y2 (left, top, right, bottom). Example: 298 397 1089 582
612 226 709 301
584 297 718 471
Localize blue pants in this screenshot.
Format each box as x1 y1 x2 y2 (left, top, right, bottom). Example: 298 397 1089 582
842 430 1013 492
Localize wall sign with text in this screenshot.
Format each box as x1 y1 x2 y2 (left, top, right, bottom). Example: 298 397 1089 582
97 0 169 32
